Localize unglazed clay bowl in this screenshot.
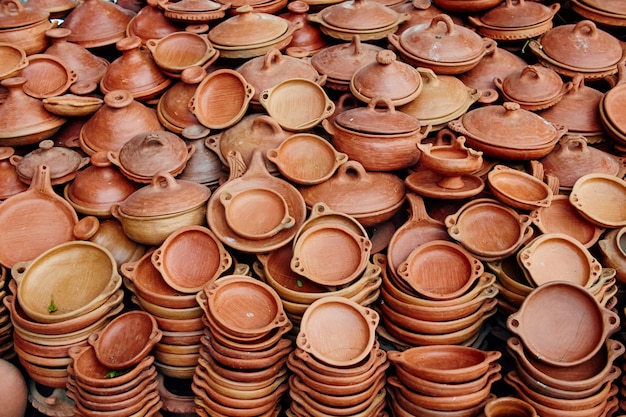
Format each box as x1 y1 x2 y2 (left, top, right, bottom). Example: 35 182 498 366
569 173 626 228
507 281 620 367
293 341 381 377
42 94 103 117
145 31 216 76
131 293 203 320
296 296 378 367
487 164 553 210
66 369 157 406
483 396 539 417
201 333 291 371
387 345 501 383
198 346 288 384
390 388 495 417
88 310 161 370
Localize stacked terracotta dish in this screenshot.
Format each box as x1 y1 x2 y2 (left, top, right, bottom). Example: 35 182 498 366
387 345 501 416
570 0 626 27
0 266 14 361
505 281 622 417
194 275 292 417
287 297 388 416
6 241 122 389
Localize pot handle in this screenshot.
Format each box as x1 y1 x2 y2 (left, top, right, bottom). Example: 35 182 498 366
367 96 395 113
572 20 598 39
87 332 100 349
386 350 402 364
406 192 432 223
335 160 367 183
8 154 21 166
1 0 25 15
387 33 402 53
67 345 89 361
428 14 455 35
606 338 626 363
30 164 55 195
603 307 620 338
506 310 523 337
10 261 30 285
150 172 179 190
561 134 589 154
262 48 283 71
106 151 122 168
251 114 284 136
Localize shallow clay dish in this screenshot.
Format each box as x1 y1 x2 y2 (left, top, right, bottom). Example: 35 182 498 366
151 225 232 293
220 188 295 240
291 223 372 287
296 296 378 367
507 281 620 367
190 69 254 130
517 233 602 288
397 240 484 300
387 345 501 383
146 31 216 76
0 41 27 79
487 164 553 210
259 78 335 131
88 310 161 370
569 173 626 228
20 53 77 98
42 94 103 117
266 133 347 185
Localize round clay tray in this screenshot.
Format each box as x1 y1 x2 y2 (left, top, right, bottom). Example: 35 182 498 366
487 164 553 210
507 281 620 367
204 275 288 338
0 41 27 79
20 54 78 99
42 94 104 117
219 188 295 240
150 225 232 293
259 78 335 131
396 240 484 300
291 223 372 287
517 232 602 288
190 69 254 130
296 296 379 367
569 173 626 228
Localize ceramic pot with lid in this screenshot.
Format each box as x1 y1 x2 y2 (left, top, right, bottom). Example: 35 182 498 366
0 0 52 55
156 65 205 134
494 65 571 111
0 146 27 200
126 0 183 44
323 96 430 171
177 125 227 186
459 44 527 96
10 139 88 185
279 1 327 56
156 0 229 24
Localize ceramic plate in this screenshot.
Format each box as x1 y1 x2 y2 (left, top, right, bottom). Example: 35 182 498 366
569 173 626 227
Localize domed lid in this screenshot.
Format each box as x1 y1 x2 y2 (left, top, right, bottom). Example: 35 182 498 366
580 0 626 15
13 139 85 181
61 0 134 49
119 172 211 217
115 131 190 178
479 0 557 28
0 0 49 28
451 102 560 149
350 50 422 105
540 20 623 70
311 35 383 82
399 14 486 63
208 6 289 47
165 0 223 12
335 97 421 134
498 65 564 103
320 0 400 31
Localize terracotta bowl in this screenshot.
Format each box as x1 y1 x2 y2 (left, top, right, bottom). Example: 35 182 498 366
19 53 78 99
146 31 216 75
387 345 501 383
293 201 368 249
67 363 157 398
121 249 199 309
198 346 289 384
12 241 121 324
88 310 161 370
290 372 385 409
487 164 553 210
130 294 203 320
205 332 292 362
507 281 620 367
151 225 232 293
289 381 386 417
42 94 104 117
259 78 335 131
266 133 347 185
201 314 293 352
296 296 378 367
569 173 626 228
152 313 204 333
71 388 161 417
160 328 203 346
154 360 196 379
67 369 157 406
293 341 381 377
389 388 495 417
396 240 484 300
483 396 539 417
486 256 533 296
202 333 291 371
197 354 289 392
153 349 199 367
0 41 28 79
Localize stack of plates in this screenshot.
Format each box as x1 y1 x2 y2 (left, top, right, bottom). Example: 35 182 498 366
0 266 13 360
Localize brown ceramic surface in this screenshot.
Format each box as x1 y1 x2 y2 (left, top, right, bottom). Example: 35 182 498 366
487 164 553 210
569 173 626 228
60 0 133 49
19 53 77 99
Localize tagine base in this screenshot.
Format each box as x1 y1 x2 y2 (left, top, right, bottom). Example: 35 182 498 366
405 170 485 199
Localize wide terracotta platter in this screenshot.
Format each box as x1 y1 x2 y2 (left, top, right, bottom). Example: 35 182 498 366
569 173 626 227
20 54 78 98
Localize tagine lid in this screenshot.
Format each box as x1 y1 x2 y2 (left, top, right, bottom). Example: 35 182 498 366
208 6 289 47
320 0 401 31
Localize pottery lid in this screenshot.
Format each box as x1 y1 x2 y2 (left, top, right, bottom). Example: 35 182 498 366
0 0 49 28
310 36 383 82
399 14 486 63
319 0 401 31
478 0 556 28
579 0 626 15
13 139 84 180
498 65 564 103
116 130 190 177
165 0 222 11
452 102 559 149
539 20 623 70
208 6 289 47
335 97 421 134
119 172 211 217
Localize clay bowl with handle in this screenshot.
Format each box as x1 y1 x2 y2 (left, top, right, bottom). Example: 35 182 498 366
289 372 385 409
390 388 495 417
487 164 553 210
201 332 291 371
145 31 217 76
569 173 626 228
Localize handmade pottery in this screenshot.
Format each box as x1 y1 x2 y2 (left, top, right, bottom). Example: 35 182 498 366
19 53 77 99
126 0 183 44
280 1 327 56
0 41 27 80
0 0 53 55
0 358 28 417
487 164 553 210
42 94 103 118
146 31 217 77
483 396 539 417
157 0 229 23
569 173 626 228
0 147 27 200
598 227 626 283
458 44 526 96
494 65 571 111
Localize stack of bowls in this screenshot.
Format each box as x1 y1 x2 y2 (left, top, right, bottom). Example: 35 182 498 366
505 281 621 417
377 252 498 348
66 310 163 415
67 343 162 416
194 275 292 417
288 297 388 416
0 266 13 360
7 241 123 389
387 345 501 416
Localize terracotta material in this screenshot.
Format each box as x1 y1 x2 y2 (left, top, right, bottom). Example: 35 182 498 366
178 124 227 185
569 173 626 228
198 342 289 381
518 233 602 288
459 45 527 95
288 386 386 417
259 78 334 131
157 66 205 134
19 53 77 99
146 31 217 77
0 0 53 55
507 281 619 367
42 94 103 117
0 41 26 80
12 241 121 324
598 227 626 283
0 165 77 268
0 358 28 417
67 377 159 412
190 69 254 130
60 0 134 49
390 389 494 417
280 1 327 56
151 225 231 293
388 345 501 383
126 0 183 44
432 0 501 13
290 373 384 410
89 311 161 370
157 0 229 23
296 296 378 367
0 147 27 200
487 164 553 210
494 65 571 111
79 89 162 155
0 77 66 147
483 396 538 417
100 36 172 102
65 152 140 218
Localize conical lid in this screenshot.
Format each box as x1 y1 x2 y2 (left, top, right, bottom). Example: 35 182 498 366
208 6 288 47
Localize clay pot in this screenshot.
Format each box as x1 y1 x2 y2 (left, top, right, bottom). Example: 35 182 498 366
100 36 172 102
324 96 429 171
44 28 109 95
432 0 501 13
157 66 204 134
392 0 454 35
79 89 163 155
298 160 406 227
0 41 27 80
0 0 53 55
42 94 103 118
0 146 28 200
494 65 571 111
126 0 183 44
64 151 140 218
458 44 527 95
598 227 626 284
0 359 28 417
111 172 211 245
483 396 538 417
279 1 327 56
60 0 134 49
146 31 217 78
487 164 553 210
569 173 626 228
156 0 229 23
0 77 66 147
177 124 226 186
